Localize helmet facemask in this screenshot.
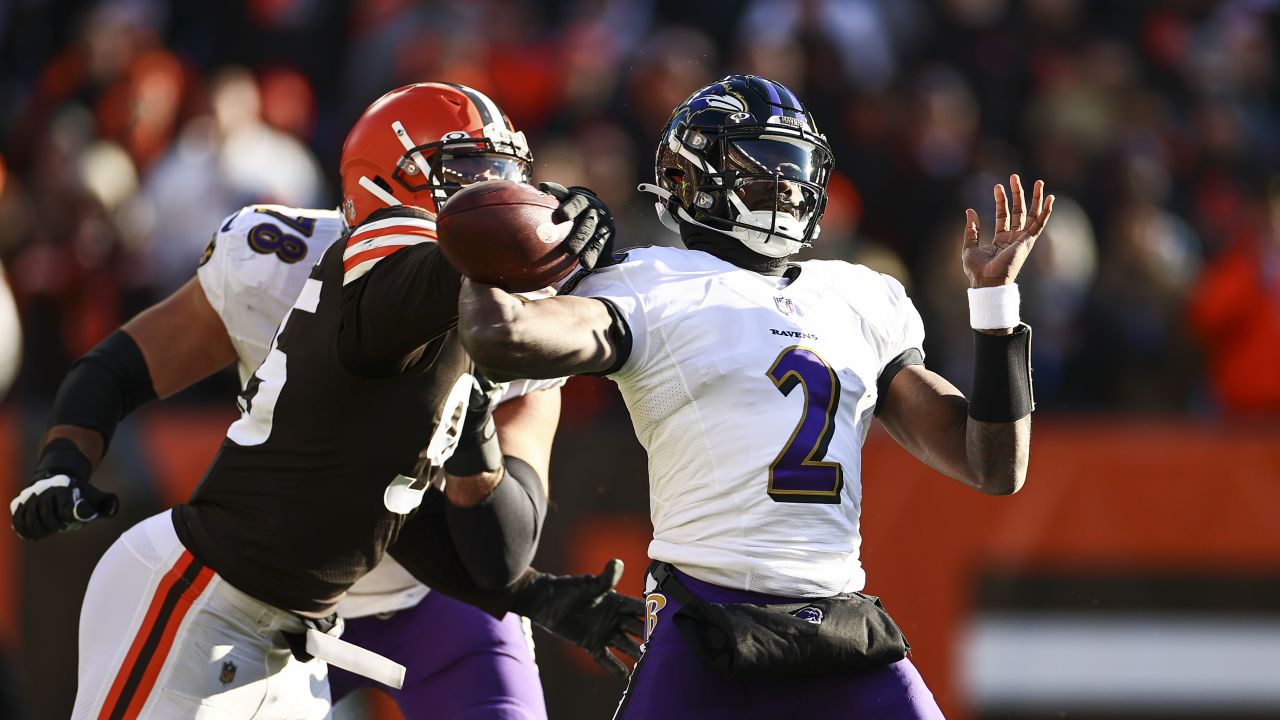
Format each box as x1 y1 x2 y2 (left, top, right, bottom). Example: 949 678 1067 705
390 125 533 211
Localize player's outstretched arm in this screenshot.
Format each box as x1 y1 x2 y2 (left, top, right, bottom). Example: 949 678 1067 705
389 515 645 678
11 278 237 539
439 382 559 589
878 175 1054 496
459 279 623 381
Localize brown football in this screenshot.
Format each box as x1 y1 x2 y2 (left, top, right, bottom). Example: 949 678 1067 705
435 180 578 292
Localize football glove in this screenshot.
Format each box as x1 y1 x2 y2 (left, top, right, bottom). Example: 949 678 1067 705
539 182 617 270
513 558 645 677
11 469 118 541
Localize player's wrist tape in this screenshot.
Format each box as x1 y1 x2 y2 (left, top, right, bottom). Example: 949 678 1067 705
51 330 157 449
34 437 93 484
445 455 547 590
967 284 1020 330
968 324 1035 423
443 415 502 476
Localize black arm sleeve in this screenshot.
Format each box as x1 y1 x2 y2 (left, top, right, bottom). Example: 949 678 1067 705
338 241 463 376
50 330 157 449
442 455 547 591
387 489 537 619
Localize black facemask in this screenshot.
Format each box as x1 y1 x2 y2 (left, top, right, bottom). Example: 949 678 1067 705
679 223 793 277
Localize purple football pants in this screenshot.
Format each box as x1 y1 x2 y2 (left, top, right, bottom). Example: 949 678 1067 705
614 568 944 720
330 591 546 719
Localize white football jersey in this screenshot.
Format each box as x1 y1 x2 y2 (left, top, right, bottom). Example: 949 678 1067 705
197 205 347 385
571 246 924 597
197 204 564 618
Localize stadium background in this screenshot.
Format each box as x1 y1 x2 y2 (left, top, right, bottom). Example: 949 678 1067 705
1 0 1278 718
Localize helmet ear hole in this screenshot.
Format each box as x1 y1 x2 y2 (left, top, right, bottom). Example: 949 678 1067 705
372 176 394 194
663 168 685 182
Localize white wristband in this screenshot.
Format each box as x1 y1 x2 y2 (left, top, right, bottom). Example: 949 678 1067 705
968 284 1020 330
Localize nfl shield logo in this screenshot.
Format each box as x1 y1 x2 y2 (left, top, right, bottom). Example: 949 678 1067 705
219 660 237 685
774 296 798 315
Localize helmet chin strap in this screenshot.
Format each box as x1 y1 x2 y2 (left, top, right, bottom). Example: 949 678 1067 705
679 223 793 277
723 191 805 258
359 176 401 208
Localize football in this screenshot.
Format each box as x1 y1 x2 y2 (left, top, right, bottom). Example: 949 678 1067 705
436 180 579 292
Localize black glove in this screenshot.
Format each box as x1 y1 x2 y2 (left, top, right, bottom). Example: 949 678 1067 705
11 438 118 540
513 559 645 677
443 374 505 477
538 182 616 270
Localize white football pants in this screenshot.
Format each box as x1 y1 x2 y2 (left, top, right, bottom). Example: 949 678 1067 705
72 510 332 719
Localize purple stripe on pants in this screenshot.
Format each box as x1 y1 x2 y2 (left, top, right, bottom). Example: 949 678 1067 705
615 568 944 720
331 591 546 719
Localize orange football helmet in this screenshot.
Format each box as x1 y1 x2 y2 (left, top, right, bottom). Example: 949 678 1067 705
339 82 532 225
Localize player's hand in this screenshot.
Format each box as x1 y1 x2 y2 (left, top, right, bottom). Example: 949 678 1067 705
538 182 616 270
962 175 1055 288
10 472 118 540
513 559 645 678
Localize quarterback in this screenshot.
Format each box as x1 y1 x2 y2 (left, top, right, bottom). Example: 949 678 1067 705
459 75 1054 719
11 84 639 719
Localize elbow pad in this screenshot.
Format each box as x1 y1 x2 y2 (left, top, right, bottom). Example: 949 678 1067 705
51 330 157 449
388 496 537 619
444 456 548 590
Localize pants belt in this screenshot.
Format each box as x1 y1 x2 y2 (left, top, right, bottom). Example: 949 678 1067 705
216 579 406 689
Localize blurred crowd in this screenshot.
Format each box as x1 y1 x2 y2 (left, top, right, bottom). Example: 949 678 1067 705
1 0 1278 418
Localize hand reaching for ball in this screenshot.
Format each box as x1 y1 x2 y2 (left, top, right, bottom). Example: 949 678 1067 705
538 183 617 271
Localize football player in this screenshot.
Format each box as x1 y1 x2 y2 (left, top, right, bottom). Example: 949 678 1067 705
10 83 639 719
457 75 1055 719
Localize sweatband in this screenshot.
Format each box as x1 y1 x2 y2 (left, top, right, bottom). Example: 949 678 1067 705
50 330 157 448
33 437 93 482
968 324 1035 423
444 455 548 590
967 284 1020 330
